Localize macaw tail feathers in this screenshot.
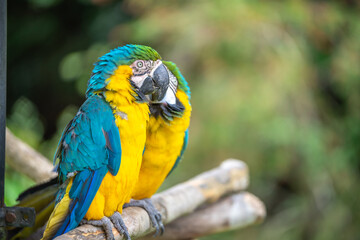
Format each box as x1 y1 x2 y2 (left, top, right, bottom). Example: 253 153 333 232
8 178 58 240
42 178 73 240
17 177 57 202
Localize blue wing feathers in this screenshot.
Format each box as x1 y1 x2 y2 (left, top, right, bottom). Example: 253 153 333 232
53 95 122 235
55 95 121 181
102 120 122 176
54 167 108 237
54 119 74 165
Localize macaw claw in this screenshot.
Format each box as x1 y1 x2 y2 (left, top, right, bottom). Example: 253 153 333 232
80 213 130 240
80 216 118 240
123 198 165 236
110 211 131 240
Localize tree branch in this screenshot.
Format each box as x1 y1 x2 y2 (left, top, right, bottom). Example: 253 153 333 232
140 192 265 240
4 129 266 239
55 159 264 240
5 128 56 183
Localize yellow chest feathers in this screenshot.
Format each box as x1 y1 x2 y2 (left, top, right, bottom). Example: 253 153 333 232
104 65 150 134
85 65 150 219
131 90 191 199
148 90 191 134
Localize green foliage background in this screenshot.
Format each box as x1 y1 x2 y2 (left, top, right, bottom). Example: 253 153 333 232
6 0 360 239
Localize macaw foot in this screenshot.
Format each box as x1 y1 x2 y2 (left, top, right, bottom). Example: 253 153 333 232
80 217 117 240
110 211 131 240
123 198 164 236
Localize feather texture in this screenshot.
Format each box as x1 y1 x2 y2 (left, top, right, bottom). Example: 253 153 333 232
42 179 73 240
167 129 189 177
54 167 108 237
132 89 191 199
43 95 122 239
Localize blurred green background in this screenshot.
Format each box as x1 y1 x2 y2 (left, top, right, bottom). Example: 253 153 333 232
5 0 360 239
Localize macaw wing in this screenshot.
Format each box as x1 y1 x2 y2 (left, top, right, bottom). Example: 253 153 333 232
56 95 121 180
167 129 188 177
44 95 121 239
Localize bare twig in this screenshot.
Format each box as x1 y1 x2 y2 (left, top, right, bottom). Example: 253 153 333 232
55 159 254 240
5 128 56 183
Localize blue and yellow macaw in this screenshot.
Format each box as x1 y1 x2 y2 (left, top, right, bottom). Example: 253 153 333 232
41 44 172 240
124 61 191 233
8 46 190 240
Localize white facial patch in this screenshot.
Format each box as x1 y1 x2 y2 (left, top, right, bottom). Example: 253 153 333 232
161 87 177 105
130 74 146 88
159 68 177 104
130 60 158 88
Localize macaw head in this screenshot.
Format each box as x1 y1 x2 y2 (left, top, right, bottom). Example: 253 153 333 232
149 60 191 121
86 44 171 102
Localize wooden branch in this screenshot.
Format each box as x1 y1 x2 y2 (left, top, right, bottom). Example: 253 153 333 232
55 159 254 240
5 128 56 183
140 192 266 240
4 130 266 239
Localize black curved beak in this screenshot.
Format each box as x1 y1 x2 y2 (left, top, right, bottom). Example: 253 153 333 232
139 63 170 102
151 63 169 101
139 76 155 95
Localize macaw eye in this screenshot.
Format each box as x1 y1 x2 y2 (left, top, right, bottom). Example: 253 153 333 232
136 61 144 68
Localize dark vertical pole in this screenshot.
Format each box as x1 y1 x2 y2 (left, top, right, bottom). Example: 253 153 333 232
0 0 7 208
0 4 35 237
0 1 6 237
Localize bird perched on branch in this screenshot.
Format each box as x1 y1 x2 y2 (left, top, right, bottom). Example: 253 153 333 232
8 45 191 240
124 61 191 234
40 44 171 240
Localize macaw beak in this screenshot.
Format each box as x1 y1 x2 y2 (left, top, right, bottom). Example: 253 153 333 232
139 63 170 101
